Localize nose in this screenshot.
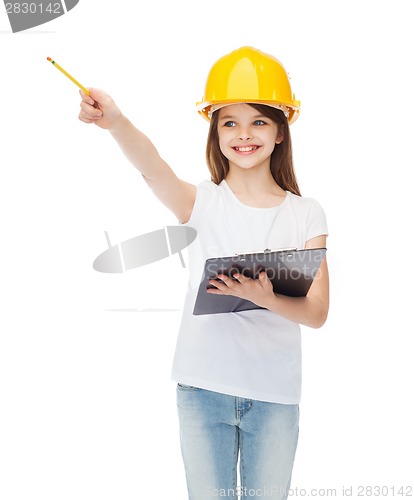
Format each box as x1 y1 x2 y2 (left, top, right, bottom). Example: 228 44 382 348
238 126 252 141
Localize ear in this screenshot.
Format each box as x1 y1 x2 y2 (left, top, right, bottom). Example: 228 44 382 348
275 126 284 144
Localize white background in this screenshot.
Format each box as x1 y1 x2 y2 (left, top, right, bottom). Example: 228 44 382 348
1 1 413 499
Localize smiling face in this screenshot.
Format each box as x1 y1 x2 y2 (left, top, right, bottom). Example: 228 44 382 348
217 103 283 174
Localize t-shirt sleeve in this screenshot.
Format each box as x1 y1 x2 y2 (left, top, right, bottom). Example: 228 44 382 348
306 198 329 242
183 179 215 227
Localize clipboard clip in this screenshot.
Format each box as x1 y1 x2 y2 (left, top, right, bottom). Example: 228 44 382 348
235 248 271 258
235 247 297 262
235 247 297 257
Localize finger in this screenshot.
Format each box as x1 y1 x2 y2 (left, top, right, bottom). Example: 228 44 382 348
206 286 225 295
259 271 267 280
88 88 113 109
78 114 97 124
78 111 102 124
208 278 226 290
259 271 272 288
233 273 248 283
206 280 227 294
78 109 102 123
79 88 95 106
208 276 234 293
217 274 239 288
80 101 103 118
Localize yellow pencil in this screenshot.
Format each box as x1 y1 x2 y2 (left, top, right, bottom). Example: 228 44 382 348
46 57 90 96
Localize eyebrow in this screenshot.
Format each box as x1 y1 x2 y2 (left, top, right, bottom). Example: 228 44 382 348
219 114 267 120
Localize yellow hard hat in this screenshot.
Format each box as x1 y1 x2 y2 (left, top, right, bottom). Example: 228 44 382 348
197 46 301 124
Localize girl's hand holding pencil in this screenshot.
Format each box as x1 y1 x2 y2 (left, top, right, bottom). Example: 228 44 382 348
79 88 123 131
46 57 123 131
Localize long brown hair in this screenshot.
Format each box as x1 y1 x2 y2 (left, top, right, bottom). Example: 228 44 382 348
206 103 301 196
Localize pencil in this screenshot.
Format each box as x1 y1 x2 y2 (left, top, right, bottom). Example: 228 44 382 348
46 57 90 96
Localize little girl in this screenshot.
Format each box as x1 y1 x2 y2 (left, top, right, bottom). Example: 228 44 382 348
79 46 329 500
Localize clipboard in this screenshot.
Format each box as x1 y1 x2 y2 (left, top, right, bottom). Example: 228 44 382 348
193 247 327 315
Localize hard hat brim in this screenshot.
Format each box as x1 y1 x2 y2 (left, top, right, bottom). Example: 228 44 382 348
196 100 301 125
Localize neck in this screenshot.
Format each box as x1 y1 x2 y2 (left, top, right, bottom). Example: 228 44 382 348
225 165 284 196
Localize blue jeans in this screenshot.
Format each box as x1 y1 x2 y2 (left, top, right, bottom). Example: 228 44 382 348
176 384 299 500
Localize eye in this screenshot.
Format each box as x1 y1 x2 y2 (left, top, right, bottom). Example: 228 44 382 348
253 119 266 126
223 121 236 127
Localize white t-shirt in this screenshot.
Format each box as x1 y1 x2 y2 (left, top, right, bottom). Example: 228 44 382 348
171 179 328 404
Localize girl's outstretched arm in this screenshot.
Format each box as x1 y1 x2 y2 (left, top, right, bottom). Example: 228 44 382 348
79 88 196 224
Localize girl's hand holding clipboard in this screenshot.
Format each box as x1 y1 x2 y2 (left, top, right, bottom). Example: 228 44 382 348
207 271 274 309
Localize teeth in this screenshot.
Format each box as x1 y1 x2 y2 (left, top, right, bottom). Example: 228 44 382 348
234 146 257 152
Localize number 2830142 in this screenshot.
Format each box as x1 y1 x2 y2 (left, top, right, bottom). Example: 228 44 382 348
5 3 62 14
